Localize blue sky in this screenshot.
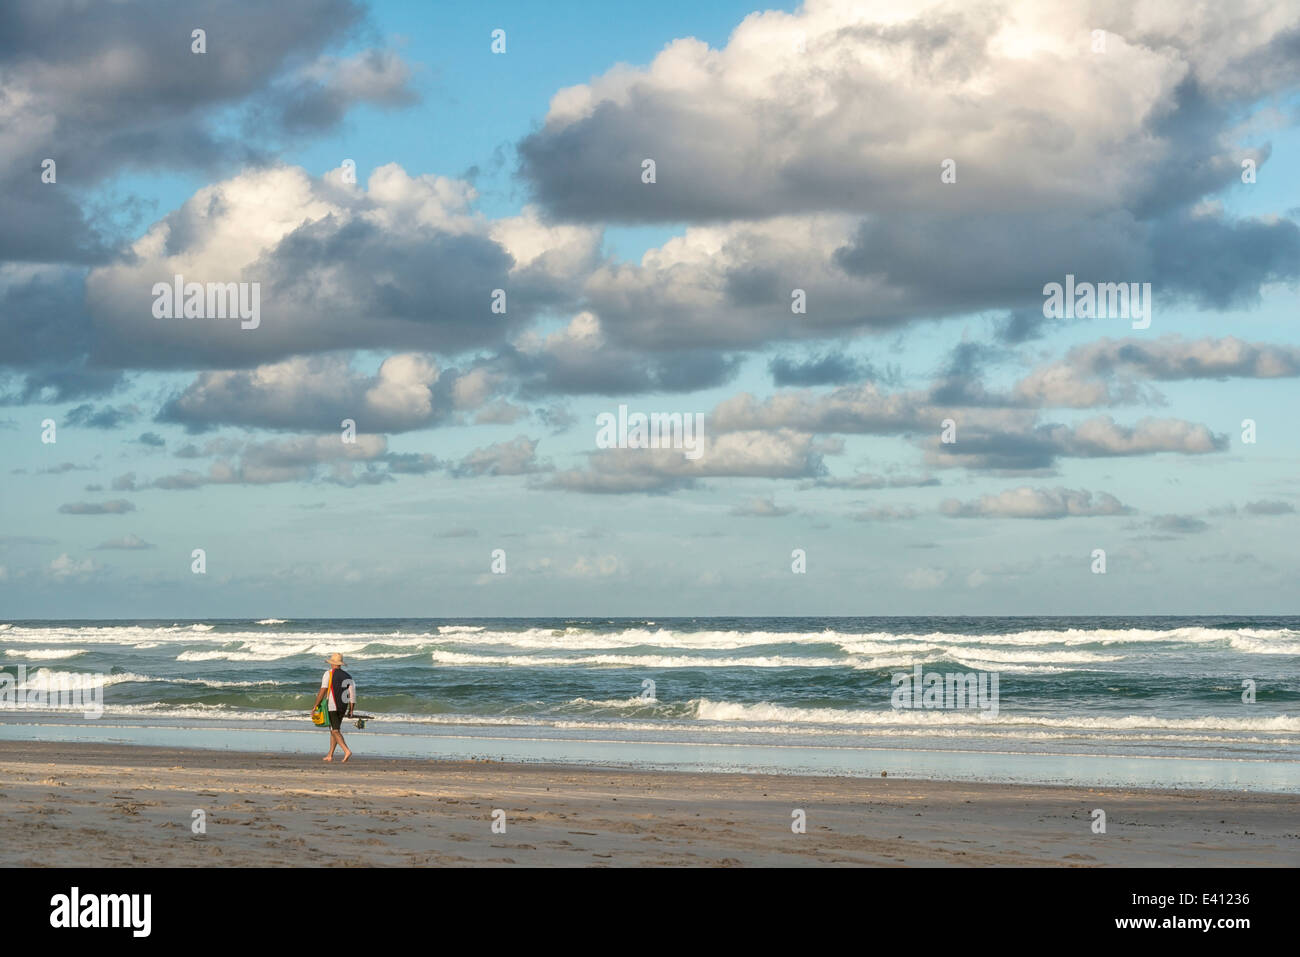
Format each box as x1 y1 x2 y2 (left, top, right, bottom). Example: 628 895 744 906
2 0 1299 617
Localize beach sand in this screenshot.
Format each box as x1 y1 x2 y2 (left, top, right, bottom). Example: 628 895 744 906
2 741 1296 867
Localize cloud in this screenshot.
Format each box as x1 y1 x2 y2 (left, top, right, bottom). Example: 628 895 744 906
925 416 1227 470
517 0 1299 350
903 567 949 590
94 534 156 550
451 436 552 478
852 506 918 521
48 553 99 581
148 434 390 489
273 48 418 133
941 486 1132 519
0 0 412 266
33 462 93 475
159 353 467 433
802 473 939 490
1244 500 1296 515
435 527 479 538
506 311 743 396
730 495 795 517
82 165 598 372
57 500 135 515
1014 336 1300 407
544 428 828 494
768 351 886 387
1143 514 1210 534
64 403 138 429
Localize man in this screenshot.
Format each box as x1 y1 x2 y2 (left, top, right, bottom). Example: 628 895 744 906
313 652 355 762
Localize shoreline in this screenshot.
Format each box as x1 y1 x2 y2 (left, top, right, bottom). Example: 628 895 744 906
4 740 1297 867
3 713 1296 793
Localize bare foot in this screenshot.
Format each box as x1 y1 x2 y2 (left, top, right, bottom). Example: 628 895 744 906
341 750 353 762
323 755 333 762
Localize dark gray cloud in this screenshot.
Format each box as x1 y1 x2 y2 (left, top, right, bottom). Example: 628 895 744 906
769 353 877 387
0 0 413 266
925 417 1228 471
0 0 420 402
65 403 138 429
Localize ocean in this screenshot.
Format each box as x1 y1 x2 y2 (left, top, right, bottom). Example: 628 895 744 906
2 616 1297 790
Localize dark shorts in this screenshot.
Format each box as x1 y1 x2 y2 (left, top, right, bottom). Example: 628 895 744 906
327 709 347 730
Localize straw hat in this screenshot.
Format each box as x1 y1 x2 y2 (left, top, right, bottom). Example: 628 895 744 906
324 652 345 666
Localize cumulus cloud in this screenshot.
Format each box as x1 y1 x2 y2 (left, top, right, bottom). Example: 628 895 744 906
925 416 1227 470
157 352 517 433
1014 336 1300 407
48 553 100 581
451 436 552 478
545 428 828 494
518 0 1299 349
147 434 391 489
82 164 598 371
0 0 412 266
941 486 1132 519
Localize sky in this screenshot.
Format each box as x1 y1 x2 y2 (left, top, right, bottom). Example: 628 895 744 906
1 0 1299 619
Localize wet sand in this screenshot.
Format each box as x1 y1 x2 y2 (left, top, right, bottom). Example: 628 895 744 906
2 741 1296 867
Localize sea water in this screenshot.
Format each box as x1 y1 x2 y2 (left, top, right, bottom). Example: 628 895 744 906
1 616 1296 790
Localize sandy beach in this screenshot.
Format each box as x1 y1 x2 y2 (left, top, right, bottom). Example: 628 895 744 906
2 740 1296 867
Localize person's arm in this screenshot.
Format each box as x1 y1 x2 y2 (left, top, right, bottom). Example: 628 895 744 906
312 671 328 712
344 678 356 717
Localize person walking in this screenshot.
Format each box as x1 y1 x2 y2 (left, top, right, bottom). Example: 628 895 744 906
313 652 356 762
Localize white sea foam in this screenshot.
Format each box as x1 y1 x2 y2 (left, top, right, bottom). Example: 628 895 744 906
693 699 1300 732
3 623 1296 658
255 618 289 625
15 669 159 691
4 648 88 660
429 650 848 669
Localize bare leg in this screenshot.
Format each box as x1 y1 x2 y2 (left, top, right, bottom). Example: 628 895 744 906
338 729 352 762
324 727 339 761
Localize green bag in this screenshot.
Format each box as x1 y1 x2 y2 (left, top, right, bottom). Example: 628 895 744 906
312 670 331 726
